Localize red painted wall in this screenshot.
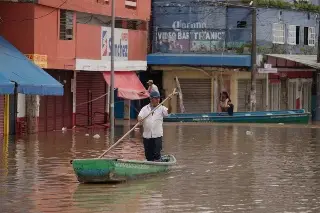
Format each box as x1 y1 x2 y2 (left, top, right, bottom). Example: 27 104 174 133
1 3 147 70
38 0 151 21
0 2 35 54
269 72 313 79
34 5 76 69
76 24 101 60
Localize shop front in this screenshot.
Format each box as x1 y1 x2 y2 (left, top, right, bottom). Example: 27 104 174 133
38 70 73 132
153 65 243 114
267 54 316 113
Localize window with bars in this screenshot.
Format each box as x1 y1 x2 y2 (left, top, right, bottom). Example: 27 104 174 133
60 10 74 40
308 27 315 46
287 25 296 45
272 23 285 44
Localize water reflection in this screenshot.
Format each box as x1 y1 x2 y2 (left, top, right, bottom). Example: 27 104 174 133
0 123 319 213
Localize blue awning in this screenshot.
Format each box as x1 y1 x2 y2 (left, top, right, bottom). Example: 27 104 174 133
147 53 251 67
0 36 64 96
0 72 14 94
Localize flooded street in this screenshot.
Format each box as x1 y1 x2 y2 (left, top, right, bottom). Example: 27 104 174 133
1 123 320 213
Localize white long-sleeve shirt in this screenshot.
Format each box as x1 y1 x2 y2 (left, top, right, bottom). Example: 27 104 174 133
138 104 168 139
148 84 159 94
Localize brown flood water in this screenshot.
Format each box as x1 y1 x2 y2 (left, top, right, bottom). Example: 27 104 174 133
1 122 320 213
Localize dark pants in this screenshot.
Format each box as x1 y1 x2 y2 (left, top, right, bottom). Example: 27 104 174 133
143 137 162 161
228 104 234 116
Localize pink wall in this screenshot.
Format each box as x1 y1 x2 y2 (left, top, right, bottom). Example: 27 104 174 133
34 5 76 69
0 3 147 70
76 24 101 59
38 0 151 21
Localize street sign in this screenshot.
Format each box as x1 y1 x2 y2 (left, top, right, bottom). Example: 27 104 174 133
258 63 277 73
258 68 278 73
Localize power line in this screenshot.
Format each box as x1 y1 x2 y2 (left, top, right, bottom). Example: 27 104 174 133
1 0 68 23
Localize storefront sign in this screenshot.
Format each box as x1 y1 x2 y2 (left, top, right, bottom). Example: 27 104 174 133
156 18 226 53
172 20 207 31
25 54 47 68
101 27 128 61
157 29 225 53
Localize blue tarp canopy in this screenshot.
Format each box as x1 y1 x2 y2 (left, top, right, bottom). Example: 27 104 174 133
0 36 64 96
0 72 14 94
147 53 251 67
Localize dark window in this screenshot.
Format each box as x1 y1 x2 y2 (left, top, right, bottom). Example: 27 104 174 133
127 20 138 30
60 10 74 40
296 26 300 45
237 21 247 28
115 20 122 28
304 27 308 45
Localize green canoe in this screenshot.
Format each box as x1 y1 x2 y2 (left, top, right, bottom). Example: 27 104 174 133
70 155 177 184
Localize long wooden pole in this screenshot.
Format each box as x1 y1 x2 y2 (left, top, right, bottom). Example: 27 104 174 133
98 89 178 159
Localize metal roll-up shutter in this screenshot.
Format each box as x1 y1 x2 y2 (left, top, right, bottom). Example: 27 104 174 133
91 73 106 124
76 72 90 127
302 81 312 112
288 81 296 110
39 70 73 132
237 79 264 112
0 95 5 135
76 72 106 127
237 80 249 112
269 83 281 110
256 80 264 111
177 79 211 113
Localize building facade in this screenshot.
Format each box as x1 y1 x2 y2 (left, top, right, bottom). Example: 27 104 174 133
0 0 150 134
148 0 319 118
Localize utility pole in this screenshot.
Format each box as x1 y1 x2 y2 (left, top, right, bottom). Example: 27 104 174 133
250 1 257 111
316 18 320 120
110 0 115 144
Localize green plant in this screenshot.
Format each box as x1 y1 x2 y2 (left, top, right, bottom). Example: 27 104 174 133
241 0 320 13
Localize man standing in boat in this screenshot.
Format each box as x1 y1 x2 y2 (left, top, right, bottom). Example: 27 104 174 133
138 91 169 161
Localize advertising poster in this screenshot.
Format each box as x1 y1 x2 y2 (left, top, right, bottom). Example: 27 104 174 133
101 27 129 61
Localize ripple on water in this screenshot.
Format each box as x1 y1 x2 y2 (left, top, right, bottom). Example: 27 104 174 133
0 124 320 213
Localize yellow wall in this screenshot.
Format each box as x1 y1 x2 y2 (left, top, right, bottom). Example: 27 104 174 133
162 69 267 113
162 69 235 113
4 95 9 135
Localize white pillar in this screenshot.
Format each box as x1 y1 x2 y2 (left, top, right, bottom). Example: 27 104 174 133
17 94 26 134
72 71 77 127
106 83 110 114
316 73 320 120
213 76 218 112
266 73 269 111
26 95 40 134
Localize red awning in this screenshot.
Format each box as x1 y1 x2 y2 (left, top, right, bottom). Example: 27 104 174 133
103 71 149 100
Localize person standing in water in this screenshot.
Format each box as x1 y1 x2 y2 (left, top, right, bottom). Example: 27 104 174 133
220 91 234 116
147 80 159 94
137 91 169 161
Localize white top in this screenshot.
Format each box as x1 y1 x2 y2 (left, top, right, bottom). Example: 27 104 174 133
148 84 159 94
138 104 168 139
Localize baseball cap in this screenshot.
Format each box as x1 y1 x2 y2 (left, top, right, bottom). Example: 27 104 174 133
147 80 153 84
150 91 160 98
